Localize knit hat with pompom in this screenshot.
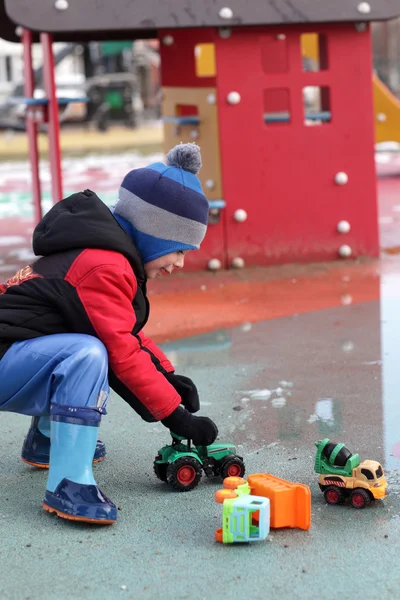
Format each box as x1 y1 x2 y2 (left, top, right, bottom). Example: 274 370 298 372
113 143 209 264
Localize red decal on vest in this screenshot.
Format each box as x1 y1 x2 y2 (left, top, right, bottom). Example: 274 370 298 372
0 265 41 294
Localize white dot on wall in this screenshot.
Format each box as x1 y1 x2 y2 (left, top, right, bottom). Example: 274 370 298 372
207 93 216 105
205 179 215 189
334 172 348 185
227 91 241 105
341 294 353 306
276 34 286 40
219 7 233 19
234 209 248 223
337 220 351 234
208 258 222 271
190 130 199 139
54 0 69 9
376 112 387 122
357 2 371 15
162 35 174 46
338 245 352 258
231 257 245 269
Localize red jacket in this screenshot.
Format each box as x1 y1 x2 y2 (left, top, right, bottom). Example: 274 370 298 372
0 190 181 422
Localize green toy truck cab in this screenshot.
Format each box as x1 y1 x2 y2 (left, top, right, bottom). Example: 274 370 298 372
154 433 245 491
314 439 388 508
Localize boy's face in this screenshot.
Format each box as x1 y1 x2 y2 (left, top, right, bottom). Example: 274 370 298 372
144 251 187 279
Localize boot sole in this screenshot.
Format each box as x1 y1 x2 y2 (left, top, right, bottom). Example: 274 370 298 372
42 502 116 524
21 456 105 469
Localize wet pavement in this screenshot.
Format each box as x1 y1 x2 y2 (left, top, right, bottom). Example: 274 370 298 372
1 286 400 599
1 153 400 599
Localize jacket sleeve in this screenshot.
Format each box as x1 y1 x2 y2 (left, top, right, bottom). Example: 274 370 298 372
137 331 175 373
70 263 181 421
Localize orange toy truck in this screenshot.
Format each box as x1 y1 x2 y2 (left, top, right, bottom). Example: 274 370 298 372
248 473 311 530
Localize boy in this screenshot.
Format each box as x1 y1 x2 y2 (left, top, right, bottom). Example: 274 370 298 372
0 143 218 525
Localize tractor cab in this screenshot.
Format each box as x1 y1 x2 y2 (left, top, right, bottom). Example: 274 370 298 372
170 432 194 450
216 495 270 544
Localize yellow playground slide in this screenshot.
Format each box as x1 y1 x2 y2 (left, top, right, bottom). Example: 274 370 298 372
373 73 400 144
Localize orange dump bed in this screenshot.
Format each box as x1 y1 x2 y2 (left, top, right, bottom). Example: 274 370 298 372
248 473 311 530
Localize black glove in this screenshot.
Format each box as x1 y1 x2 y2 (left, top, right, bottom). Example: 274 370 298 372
162 405 218 446
164 373 200 413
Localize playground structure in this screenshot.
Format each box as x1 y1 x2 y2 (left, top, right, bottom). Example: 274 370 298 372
1 1 400 271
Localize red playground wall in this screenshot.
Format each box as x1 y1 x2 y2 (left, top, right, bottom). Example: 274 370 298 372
160 23 379 270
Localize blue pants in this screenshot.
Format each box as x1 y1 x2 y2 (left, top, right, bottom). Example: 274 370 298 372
0 334 109 424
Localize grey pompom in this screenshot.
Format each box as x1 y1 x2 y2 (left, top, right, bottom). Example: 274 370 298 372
166 142 202 174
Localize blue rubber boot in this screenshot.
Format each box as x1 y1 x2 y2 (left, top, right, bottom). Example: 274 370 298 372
43 420 117 524
21 416 106 468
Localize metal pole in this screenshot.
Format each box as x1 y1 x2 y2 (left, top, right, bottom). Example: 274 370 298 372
41 32 63 203
22 29 42 222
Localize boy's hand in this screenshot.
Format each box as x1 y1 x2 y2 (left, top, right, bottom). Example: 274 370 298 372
164 373 200 413
161 405 218 446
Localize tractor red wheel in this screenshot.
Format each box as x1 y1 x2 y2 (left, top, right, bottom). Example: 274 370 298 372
350 488 371 509
166 457 202 492
323 485 344 505
227 463 242 477
177 465 196 485
220 457 246 481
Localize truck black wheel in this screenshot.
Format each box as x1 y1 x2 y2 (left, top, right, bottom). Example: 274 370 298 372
350 488 371 509
220 457 246 480
324 485 345 505
166 457 202 492
153 456 168 482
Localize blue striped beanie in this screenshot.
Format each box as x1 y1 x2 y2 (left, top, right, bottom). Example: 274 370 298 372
113 143 209 264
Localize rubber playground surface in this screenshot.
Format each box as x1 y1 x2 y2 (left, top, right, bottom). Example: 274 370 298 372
1 152 400 599
1 284 400 600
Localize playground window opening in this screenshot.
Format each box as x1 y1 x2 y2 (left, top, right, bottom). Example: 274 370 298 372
175 104 199 117
301 33 329 72
263 88 291 125
260 34 289 73
194 43 216 77
303 86 331 126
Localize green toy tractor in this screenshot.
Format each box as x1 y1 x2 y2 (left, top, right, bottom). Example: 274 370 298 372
154 433 246 492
